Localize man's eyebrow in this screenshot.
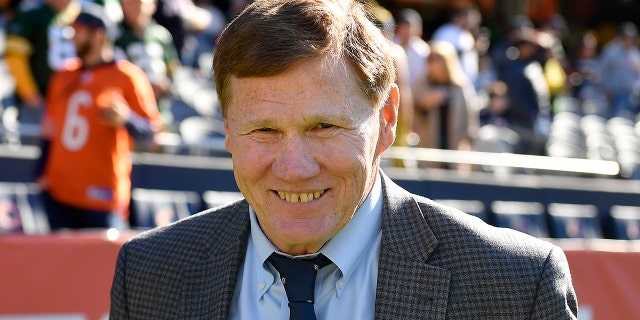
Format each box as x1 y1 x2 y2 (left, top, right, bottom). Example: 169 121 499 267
238 116 280 127
304 112 362 127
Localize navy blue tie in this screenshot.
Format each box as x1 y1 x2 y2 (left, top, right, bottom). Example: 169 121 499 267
268 253 332 320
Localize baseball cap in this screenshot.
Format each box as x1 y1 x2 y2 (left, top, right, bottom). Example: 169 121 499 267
73 3 118 40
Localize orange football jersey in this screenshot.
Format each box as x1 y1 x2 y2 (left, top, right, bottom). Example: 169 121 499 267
42 58 161 218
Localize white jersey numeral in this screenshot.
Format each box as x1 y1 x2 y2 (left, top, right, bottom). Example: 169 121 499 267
61 90 92 151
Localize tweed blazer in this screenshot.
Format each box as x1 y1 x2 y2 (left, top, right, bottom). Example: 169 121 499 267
110 173 578 319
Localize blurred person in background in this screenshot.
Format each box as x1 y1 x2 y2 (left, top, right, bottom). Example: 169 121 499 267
369 4 415 165
497 28 551 155
36 3 161 230
480 80 511 128
0 1 17 59
4 0 81 124
413 41 479 170
0 0 20 25
568 31 607 115
476 80 520 155
110 1 577 318
492 14 534 82
431 5 481 91
539 13 569 72
181 0 228 68
535 27 568 114
152 0 211 62
115 0 181 131
394 8 429 91
474 26 498 107
88 0 124 24
598 21 640 120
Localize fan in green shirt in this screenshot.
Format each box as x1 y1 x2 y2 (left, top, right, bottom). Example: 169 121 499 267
114 0 181 132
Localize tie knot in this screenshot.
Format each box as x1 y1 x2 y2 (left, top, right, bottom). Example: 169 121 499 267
268 253 332 302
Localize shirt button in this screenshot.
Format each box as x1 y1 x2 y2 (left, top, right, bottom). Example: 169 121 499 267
337 281 344 289
259 282 266 290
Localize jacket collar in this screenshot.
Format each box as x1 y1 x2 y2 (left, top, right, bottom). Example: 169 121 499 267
182 201 251 319
374 172 451 319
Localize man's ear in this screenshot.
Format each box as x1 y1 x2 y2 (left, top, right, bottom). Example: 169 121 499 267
382 84 399 126
377 84 399 155
224 119 231 152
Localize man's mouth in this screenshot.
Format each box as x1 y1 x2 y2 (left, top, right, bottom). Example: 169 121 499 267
276 189 326 203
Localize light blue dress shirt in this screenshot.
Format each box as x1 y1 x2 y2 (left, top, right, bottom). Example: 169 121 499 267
228 175 383 320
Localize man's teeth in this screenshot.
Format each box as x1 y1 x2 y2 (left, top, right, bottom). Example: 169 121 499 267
277 190 325 203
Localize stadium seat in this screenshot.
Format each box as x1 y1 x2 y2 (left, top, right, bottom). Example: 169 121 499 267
546 110 587 160
178 116 226 156
24 183 49 233
130 188 202 229
0 183 24 233
547 203 602 239
609 205 640 240
435 199 488 222
202 190 244 209
473 125 519 175
490 200 549 238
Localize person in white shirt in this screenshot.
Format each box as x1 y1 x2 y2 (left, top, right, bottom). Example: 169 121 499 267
394 8 430 91
432 6 481 90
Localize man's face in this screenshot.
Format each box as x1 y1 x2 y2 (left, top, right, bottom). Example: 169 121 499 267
121 0 156 29
621 35 637 49
224 56 397 255
72 24 94 58
395 22 411 46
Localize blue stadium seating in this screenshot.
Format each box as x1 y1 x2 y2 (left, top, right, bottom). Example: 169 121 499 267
435 199 488 222
547 203 602 239
610 205 640 240
130 188 202 229
491 200 549 238
0 182 48 234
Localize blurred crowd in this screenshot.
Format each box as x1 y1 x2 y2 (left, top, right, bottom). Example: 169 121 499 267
0 0 639 178
0 0 233 140
374 5 640 179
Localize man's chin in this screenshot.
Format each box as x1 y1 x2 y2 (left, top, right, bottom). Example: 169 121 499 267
268 223 332 254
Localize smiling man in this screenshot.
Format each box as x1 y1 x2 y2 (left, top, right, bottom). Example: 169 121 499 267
223 53 395 256
110 0 578 319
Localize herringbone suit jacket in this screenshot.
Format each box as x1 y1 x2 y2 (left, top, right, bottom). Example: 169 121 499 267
110 173 578 319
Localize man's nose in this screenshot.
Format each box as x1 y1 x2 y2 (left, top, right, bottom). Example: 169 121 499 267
271 135 320 181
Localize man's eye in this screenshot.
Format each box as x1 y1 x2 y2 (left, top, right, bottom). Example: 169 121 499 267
257 127 273 132
318 123 334 129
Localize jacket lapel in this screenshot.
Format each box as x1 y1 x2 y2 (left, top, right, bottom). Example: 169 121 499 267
181 202 251 319
375 173 451 320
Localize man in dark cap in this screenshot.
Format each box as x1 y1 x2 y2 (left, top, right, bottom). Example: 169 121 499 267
36 3 162 230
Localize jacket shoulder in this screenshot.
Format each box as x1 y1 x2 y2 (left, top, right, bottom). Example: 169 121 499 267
111 200 250 318
415 195 556 259
121 200 249 265
412 195 576 318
